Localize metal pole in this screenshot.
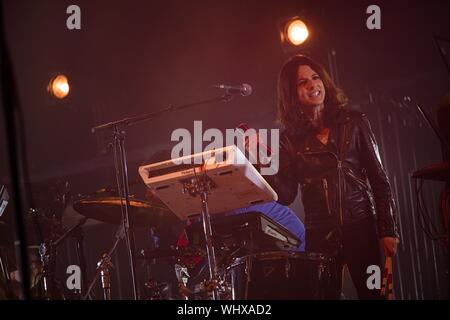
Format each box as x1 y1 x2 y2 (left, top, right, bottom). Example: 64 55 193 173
74 228 88 297
98 256 112 300
199 189 219 300
115 127 139 300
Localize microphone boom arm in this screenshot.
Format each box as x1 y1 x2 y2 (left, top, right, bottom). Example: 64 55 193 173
91 94 232 133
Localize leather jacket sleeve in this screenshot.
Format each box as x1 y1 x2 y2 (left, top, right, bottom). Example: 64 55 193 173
266 135 299 205
358 115 399 239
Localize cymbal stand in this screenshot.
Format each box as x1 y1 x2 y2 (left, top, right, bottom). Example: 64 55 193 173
97 253 112 300
83 224 124 300
38 240 55 300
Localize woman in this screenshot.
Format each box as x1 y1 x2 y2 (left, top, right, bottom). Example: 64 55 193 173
270 54 399 299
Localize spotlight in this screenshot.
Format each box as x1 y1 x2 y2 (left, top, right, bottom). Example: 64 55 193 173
280 17 310 48
286 19 309 45
48 74 70 99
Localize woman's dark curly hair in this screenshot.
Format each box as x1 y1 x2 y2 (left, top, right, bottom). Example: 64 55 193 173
277 54 348 134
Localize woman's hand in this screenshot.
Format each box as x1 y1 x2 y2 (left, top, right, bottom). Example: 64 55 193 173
381 237 399 257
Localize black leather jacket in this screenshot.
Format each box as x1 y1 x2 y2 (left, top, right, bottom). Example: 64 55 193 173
269 109 399 239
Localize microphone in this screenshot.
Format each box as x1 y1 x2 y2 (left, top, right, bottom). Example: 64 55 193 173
214 83 252 96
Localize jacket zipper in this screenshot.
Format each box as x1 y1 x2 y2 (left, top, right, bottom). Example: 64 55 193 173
337 124 346 226
303 134 345 225
337 160 343 225
302 149 342 223
299 122 348 226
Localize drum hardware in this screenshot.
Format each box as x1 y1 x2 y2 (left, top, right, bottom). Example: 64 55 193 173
83 223 124 300
196 278 218 300
186 266 232 300
142 226 164 300
138 247 173 300
140 245 207 300
177 282 193 300
97 253 113 300
143 279 171 300
38 241 53 299
183 173 220 300
175 263 191 300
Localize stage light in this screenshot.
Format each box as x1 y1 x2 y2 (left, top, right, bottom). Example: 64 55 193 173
48 74 70 99
285 18 309 46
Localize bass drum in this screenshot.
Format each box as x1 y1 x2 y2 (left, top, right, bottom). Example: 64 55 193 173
227 251 333 300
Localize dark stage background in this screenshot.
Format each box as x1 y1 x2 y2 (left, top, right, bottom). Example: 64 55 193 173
1 0 449 299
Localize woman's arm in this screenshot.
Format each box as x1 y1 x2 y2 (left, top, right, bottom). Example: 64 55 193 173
264 135 299 205
358 115 399 240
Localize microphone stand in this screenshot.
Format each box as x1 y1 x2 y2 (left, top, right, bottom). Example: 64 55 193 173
91 93 233 300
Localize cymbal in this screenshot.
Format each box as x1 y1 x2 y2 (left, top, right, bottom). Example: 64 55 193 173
71 196 180 228
63 203 104 228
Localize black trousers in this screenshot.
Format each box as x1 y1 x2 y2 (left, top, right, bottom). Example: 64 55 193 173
306 215 383 300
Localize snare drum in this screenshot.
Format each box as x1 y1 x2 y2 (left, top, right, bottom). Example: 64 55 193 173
227 251 332 300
